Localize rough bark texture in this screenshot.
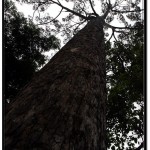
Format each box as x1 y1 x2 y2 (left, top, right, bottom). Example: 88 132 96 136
5 17 106 150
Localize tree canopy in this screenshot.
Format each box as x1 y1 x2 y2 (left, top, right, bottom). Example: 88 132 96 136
5 0 144 149
15 0 143 43
4 0 60 102
106 21 144 149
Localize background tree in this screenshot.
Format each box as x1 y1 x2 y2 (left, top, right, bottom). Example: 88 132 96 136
5 0 144 149
106 21 144 149
4 0 60 103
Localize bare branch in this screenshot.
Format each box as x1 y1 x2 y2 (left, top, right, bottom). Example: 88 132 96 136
37 8 63 25
89 0 98 16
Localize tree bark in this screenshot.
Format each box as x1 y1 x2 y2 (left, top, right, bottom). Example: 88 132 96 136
5 17 106 150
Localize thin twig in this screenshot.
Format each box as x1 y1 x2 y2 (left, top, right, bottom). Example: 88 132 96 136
37 8 63 25
32 3 43 21
49 0 89 20
113 32 118 42
68 21 82 29
73 20 86 35
89 0 98 16
80 2 89 17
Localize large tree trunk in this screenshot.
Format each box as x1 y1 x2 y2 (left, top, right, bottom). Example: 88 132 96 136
5 17 106 150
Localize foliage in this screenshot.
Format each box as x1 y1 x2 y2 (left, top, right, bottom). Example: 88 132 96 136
106 21 144 149
4 0 60 102
15 0 143 43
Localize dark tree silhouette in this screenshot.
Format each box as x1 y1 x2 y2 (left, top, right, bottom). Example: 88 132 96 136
4 0 144 149
4 0 60 102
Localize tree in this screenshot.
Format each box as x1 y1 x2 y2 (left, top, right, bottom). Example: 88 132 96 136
106 21 144 149
4 0 60 103
5 0 144 149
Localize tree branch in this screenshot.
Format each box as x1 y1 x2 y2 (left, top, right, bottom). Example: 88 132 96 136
113 32 118 42
106 29 114 42
104 22 139 30
89 0 98 16
49 0 89 20
114 30 129 33
102 0 119 19
37 8 63 25
111 9 144 13
102 2 112 19
73 20 86 35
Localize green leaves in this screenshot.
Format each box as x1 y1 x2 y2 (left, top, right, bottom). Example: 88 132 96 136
106 21 144 149
4 0 60 102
